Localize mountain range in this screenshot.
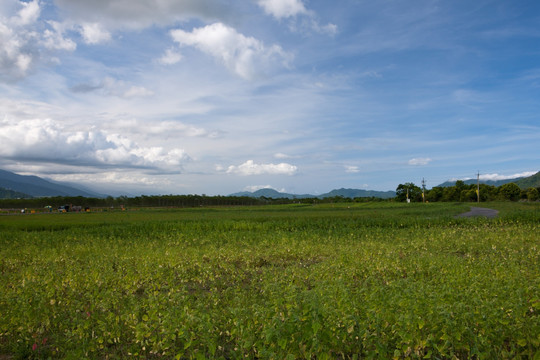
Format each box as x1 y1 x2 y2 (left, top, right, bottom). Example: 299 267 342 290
0 169 103 198
0 168 538 199
436 172 540 189
230 188 396 199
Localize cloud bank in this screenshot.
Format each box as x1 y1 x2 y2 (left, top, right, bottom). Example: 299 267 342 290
0 117 190 170
478 171 537 181
226 160 297 176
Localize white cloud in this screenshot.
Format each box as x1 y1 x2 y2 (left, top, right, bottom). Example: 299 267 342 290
159 47 183 65
0 116 190 170
345 165 360 173
79 22 111 44
312 21 338 36
50 171 173 186
13 0 40 26
274 152 293 159
479 171 537 181
0 1 78 81
258 0 308 19
226 160 297 176
408 158 432 166
0 2 38 79
258 0 337 36
43 21 77 51
170 22 293 80
138 120 215 138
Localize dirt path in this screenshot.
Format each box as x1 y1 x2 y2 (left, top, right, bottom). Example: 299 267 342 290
457 206 499 218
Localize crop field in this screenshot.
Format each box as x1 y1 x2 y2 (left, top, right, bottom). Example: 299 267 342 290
0 202 539 359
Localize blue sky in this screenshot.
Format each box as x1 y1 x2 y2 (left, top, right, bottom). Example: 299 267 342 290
0 0 539 196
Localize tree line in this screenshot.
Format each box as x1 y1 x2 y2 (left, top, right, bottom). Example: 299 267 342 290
0 194 387 210
396 181 539 202
1 182 537 210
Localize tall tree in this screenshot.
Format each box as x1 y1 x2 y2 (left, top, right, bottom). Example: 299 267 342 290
396 183 422 202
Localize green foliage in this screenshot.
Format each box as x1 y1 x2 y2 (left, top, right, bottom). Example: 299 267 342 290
0 202 538 359
527 187 539 201
395 183 422 202
498 183 522 201
460 189 477 202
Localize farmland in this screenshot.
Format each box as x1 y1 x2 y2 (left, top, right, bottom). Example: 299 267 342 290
0 202 539 359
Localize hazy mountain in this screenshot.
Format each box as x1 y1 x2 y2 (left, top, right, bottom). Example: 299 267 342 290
230 187 396 199
437 171 539 189
0 187 32 199
437 179 514 188
230 188 313 199
0 169 104 198
321 188 396 199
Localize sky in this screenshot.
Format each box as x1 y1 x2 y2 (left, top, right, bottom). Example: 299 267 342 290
1 0 539 196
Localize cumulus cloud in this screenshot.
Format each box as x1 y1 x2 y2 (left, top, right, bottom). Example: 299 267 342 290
170 23 293 80
79 22 111 44
408 157 432 166
159 48 183 65
0 0 79 81
0 0 40 80
258 0 308 19
0 117 190 170
257 0 337 36
226 160 297 176
42 21 77 51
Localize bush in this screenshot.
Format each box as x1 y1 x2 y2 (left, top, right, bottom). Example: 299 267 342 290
527 187 539 201
498 183 521 201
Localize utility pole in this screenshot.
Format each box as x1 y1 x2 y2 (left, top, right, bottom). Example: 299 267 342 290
476 171 480 203
406 186 410 203
422 178 426 203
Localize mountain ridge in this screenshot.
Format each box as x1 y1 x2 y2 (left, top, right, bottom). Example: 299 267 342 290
229 187 396 199
0 169 104 198
436 171 540 189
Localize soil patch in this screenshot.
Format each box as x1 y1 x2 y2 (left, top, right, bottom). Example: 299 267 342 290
457 207 499 219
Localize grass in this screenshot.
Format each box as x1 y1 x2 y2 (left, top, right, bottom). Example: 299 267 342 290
0 202 538 359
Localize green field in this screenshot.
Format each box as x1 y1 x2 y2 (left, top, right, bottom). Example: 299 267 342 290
0 202 539 359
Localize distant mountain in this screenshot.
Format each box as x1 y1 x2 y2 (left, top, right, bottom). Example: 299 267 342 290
0 169 104 198
436 171 540 189
437 178 515 188
321 188 396 199
230 187 396 199
0 187 32 199
514 171 540 189
230 188 313 199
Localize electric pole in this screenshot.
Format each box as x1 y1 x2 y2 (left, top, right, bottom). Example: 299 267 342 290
422 178 426 203
477 171 480 203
